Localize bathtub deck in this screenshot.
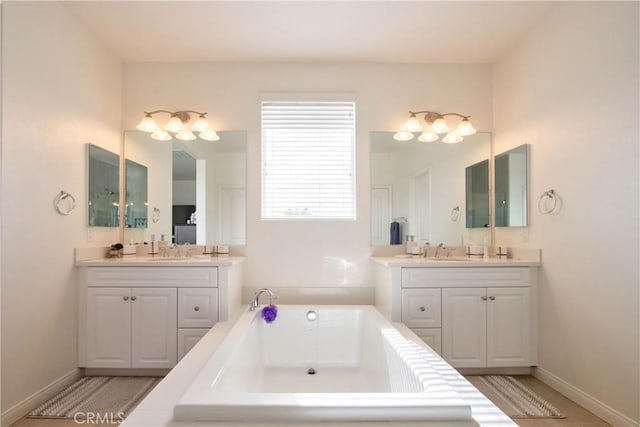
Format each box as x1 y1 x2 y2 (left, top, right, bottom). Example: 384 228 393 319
252 366 388 393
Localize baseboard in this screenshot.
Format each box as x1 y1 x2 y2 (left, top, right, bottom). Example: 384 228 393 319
533 366 639 427
458 367 532 376
1 368 82 426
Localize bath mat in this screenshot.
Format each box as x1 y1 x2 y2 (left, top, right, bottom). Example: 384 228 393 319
466 375 564 419
29 376 161 421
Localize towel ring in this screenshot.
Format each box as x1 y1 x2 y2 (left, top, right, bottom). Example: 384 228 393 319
451 206 460 222
54 190 76 216
538 189 558 215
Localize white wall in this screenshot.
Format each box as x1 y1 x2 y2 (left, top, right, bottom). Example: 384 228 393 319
122 63 492 289
492 2 639 423
1 2 122 415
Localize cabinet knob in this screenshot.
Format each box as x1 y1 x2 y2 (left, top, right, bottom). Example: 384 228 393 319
481 296 488 301
194 306 200 312
123 296 129 301
131 296 137 301
489 296 496 301
419 306 426 312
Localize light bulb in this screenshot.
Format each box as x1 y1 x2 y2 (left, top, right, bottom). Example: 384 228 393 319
457 118 477 136
393 129 415 142
442 132 463 144
191 115 210 132
405 115 423 132
418 130 439 143
165 116 184 133
431 117 450 134
136 115 158 132
199 128 220 141
175 129 197 141
150 130 172 141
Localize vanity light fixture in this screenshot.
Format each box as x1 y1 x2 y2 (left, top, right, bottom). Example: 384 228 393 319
393 110 476 144
136 110 220 142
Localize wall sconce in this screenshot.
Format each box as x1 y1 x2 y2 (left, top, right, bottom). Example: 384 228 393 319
136 110 220 141
393 110 476 144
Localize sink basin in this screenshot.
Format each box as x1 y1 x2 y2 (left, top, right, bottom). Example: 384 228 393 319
144 257 191 261
427 257 476 262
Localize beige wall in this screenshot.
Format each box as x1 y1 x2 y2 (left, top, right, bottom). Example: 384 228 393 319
1 2 122 415
492 2 639 423
122 62 493 289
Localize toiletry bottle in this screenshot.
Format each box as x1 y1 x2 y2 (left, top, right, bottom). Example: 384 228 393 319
406 235 415 254
483 237 489 259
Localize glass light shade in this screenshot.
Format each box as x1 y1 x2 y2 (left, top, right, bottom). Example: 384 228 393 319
165 116 185 133
136 115 158 132
405 115 423 132
199 128 220 141
442 132 463 144
457 119 477 136
150 130 172 141
393 129 415 142
191 116 210 132
175 129 197 141
431 117 450 134
418 130 439 143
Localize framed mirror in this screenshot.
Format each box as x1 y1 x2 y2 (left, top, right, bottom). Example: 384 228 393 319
370 132 491 246
87 144 120 227
124 159 148 229
495 144 528 227
123 131 247 245
465 159 490 228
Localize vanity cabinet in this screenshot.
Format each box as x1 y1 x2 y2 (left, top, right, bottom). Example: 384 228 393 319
374 261 538 370
79 266 221 369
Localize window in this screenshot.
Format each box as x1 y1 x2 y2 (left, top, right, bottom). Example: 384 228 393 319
261 101 356 219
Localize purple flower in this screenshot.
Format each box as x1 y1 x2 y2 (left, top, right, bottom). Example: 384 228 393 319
261 304 278 323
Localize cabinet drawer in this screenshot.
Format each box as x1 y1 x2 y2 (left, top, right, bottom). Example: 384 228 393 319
401 267 530 288
401 289 441 328
178 288 218 328
87 267 218 288
413 328 442 355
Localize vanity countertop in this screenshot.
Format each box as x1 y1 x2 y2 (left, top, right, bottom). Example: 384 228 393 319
371 255 540 268
75 255 245 267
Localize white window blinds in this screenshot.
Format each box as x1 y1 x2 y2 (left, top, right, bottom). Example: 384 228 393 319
261 101 356 219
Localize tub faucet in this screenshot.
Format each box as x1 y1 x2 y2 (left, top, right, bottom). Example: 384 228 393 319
249 288 278 311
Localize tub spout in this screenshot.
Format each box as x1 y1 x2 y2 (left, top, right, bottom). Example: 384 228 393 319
249 288 278 311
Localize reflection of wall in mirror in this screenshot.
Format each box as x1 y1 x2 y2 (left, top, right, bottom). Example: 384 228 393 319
123 132 173 242
371 132 490 246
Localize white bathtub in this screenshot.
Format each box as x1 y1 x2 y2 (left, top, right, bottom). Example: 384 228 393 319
173 305 473 422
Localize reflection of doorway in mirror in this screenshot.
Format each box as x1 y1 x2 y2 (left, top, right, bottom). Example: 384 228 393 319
371 186 392 245
219 186 246 245
411 169 431 244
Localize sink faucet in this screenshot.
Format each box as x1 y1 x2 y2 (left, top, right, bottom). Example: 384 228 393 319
435 243 446 258
249 288 278 311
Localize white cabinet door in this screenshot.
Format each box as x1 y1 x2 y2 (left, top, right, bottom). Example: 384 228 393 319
177 329 209 361
86 288 131 368
412 328 442 355
442 288 487 368
131 288 177 368
487 287 531 367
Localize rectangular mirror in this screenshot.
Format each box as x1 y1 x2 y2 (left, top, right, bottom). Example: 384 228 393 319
87 144 120 227
125 159 148 229
465 159 490 228
123 131 247 245
495 144 528 227
370 132 491 246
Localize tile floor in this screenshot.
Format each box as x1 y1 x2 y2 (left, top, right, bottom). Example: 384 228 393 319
9 376 611 427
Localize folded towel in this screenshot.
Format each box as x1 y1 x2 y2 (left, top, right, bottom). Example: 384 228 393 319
390 221 401 245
